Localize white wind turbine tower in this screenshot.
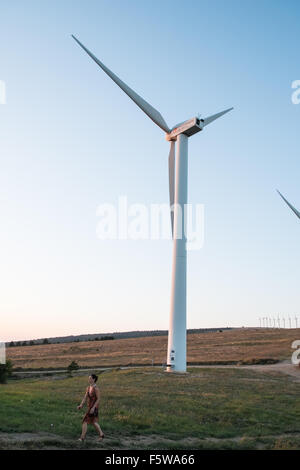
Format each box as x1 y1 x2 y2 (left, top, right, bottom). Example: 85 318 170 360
72 35 233 372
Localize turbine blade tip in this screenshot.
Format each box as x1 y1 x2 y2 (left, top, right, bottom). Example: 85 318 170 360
71 35 82 46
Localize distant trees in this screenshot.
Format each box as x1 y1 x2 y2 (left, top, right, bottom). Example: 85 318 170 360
9 339 49 347
0 360 13 384
94 336 114 341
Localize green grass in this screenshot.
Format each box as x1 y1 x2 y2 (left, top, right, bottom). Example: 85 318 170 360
0 367 299 449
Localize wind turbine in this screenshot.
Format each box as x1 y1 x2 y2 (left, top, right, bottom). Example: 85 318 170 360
277 190 300 219
72 35 233 373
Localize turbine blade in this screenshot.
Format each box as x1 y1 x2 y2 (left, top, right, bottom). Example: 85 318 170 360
277 190 300 219
202 107 233 127
168 141 175 237
72 35 170 133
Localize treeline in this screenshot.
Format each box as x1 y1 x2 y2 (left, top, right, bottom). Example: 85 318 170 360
8 338 50 347
7 327 233 347
8 335 115 347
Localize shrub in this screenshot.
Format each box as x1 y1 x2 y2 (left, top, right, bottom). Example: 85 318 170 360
0 360 13 384
67 361 80 376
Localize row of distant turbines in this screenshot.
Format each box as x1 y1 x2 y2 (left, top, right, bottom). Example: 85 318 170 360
72 35 299 373
259 316 299 329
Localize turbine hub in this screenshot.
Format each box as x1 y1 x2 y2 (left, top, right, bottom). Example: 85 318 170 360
165 117 204 141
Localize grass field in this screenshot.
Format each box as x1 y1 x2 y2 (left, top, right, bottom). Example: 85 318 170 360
2 328 300 450
6 328 300 370
0 366 300 450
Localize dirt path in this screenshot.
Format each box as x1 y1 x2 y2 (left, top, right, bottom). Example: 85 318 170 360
190 360 300 382
242 360 300 381
0 430 299 450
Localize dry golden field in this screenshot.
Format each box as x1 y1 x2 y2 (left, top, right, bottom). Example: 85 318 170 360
6 328 300 370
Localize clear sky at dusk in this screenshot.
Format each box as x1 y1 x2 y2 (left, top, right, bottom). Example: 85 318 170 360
1 0 300 341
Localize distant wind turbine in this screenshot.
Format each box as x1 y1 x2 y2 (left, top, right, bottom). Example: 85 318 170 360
277 190 300 219
72 35 233 372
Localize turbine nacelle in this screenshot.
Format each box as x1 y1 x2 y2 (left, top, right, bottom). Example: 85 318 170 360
166 117 203 141
166 107 234 141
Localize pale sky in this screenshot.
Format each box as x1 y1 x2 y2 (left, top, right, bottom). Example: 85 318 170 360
1 0 300 341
